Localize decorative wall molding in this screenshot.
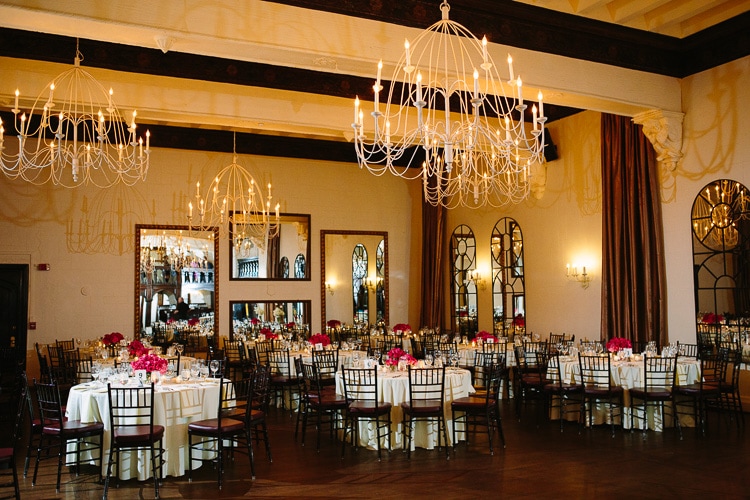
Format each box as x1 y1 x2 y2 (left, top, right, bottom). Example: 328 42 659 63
633 110 684 171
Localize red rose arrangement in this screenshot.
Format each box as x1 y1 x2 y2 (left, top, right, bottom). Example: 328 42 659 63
127 340 149 358
308 333 331 347
392 323 412 333
260 327 278 340
251 318 260 326
327 319 341 329
606 337 632 353
286 322 296 329
701 312 724 324
130 354 168 374
475 331 499 343
385 347 417 367
102 332 124 346
188 318 199 326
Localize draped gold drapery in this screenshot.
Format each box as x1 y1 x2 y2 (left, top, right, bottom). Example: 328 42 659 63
420 183 446 331
600 114 667 347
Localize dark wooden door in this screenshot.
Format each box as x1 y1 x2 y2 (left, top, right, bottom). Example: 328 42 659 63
0 264 29 367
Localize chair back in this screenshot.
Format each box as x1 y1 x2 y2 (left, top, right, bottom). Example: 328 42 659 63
107 384 159 439
250 364 272 412
642 355 677 391
482 340 508 354
35 343 51 382
377 338 402 355
255 340 274 365
483 363 505 406
549 332 567 345
312 349 338 379
516 341 548 372
267 350 292 377
223 340 243 364
56 338 75 351
301 362 323 400
342 367 383 409
718 347 742 390
473 351 506 388
406 366 445 405
34 380 65 428
578 353 613 390
676 342 700 359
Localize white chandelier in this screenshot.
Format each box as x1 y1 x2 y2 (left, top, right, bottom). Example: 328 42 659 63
0 41 150 188
352 0 546 208
188 134 280 251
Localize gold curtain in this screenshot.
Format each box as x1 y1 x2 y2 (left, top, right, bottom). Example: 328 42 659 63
600 113 667 347
420 177 446 330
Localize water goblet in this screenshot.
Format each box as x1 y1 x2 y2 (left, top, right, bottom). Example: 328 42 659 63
91 362 101 385
200 364 209 380
424 354 433 367
181 368 191 381
150 370 161 385
176 344 184 356
190 363 200 380
210 360 220 378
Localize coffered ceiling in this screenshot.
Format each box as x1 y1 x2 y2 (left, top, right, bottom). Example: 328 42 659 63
0 0 748 159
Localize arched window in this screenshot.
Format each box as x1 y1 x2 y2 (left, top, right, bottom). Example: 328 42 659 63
450 224 477 337
352 244 368 324
692 179 750 337
491 217 526 336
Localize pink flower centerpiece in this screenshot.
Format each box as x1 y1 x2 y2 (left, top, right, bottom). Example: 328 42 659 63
102 332 124 346
701 312 724 324
392 323 412 334
130 354 168 374
308 333 331 347
385 348 417 367
606 337 632 353
475 331 498 343
127 340 150 358
260 327 278 340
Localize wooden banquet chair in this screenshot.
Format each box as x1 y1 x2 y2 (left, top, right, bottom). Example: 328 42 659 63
513 341 549 422
268 349 299 411
716 347 744 429
451 362 506 455
674 353 721 437
400 366 449 459
311 349 339 387
543 352 584 432
33 380 104 492
246 363 273 478
578 353 624 436
630 355 679 439
299 362 347 451
104 383 165 499
341 366 392 461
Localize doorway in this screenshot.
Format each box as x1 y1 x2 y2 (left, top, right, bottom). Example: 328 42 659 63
0 264 29 368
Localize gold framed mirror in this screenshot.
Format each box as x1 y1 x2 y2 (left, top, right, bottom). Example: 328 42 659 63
229 300 311 336
321 230 389 332
135 224 219 342
230 213 311 280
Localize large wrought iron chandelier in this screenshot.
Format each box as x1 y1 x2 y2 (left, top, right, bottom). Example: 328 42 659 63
188 134 280 251
352 1 546 208
0 41 150 188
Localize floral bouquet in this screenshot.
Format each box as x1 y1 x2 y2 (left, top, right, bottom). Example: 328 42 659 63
102 332 124 346
474 331 498 343
701 312 724 324
130 354 168 374
286 322 296 329
327 319 341 329
384 347 417 367
127 340 150 358
260 327 278 340
251 318 260 326
166 318 175 325
188 317 199 327
606 337 632 353
308 333 331 347
392 323 412 334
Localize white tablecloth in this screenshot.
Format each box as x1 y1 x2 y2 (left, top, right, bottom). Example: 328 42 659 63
65 379 222 480
555 356 701 430
335 367 474 450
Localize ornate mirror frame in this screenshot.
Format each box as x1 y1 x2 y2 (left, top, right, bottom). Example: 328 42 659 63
321 230 389 333
135 224 219 339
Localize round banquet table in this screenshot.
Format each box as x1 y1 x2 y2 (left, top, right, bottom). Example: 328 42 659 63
335 367 474 450
65 378 222 480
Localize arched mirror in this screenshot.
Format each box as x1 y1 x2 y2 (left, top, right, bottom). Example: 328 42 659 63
450 224 478 337
135 224 219 342
491 217 526 335
230 213 310 280
321 230 388 332
692 179 750 335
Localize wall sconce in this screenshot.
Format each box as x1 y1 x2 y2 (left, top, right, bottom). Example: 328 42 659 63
466 270 487 291
325 281 335 295
365 277 382 291
566 264 591 288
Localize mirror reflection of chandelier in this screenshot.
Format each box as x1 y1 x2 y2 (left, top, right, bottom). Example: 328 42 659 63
188 133 280 251
352 1 545 209
692 179 749 251
0 40 150 188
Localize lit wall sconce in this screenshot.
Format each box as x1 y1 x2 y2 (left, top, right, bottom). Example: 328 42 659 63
466 270 487 291
566 263 591 288
325 281 335 295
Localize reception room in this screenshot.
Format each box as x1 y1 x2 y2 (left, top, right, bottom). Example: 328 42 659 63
0 1 749 498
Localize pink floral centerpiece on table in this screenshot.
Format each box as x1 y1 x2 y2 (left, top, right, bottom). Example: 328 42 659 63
251 318 260 326
606 337 632 353
701 312 724 324
392 323 412 334
130 354 168 374
474 331 498 343
308 333 331 347
127 340 149 358
385 348 417 367
260 327 278 340
102 332 124 346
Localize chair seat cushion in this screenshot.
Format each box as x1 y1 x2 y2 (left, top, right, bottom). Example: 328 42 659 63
44 420 104 436
451 396 494 410
630 388 672 399
114 424 165 444
675 383 720 396
0 447 13 461
544 382 583 393
584 386 624 397
189 417 245 434
349 401 392 416
400 399 443 414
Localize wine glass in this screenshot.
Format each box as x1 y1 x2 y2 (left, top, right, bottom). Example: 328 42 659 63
181 368 191 381
176 344 184 356
200 364 209 380
424 354 434 367
91 361 101 385
190 363 200 380
210 360 220 378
